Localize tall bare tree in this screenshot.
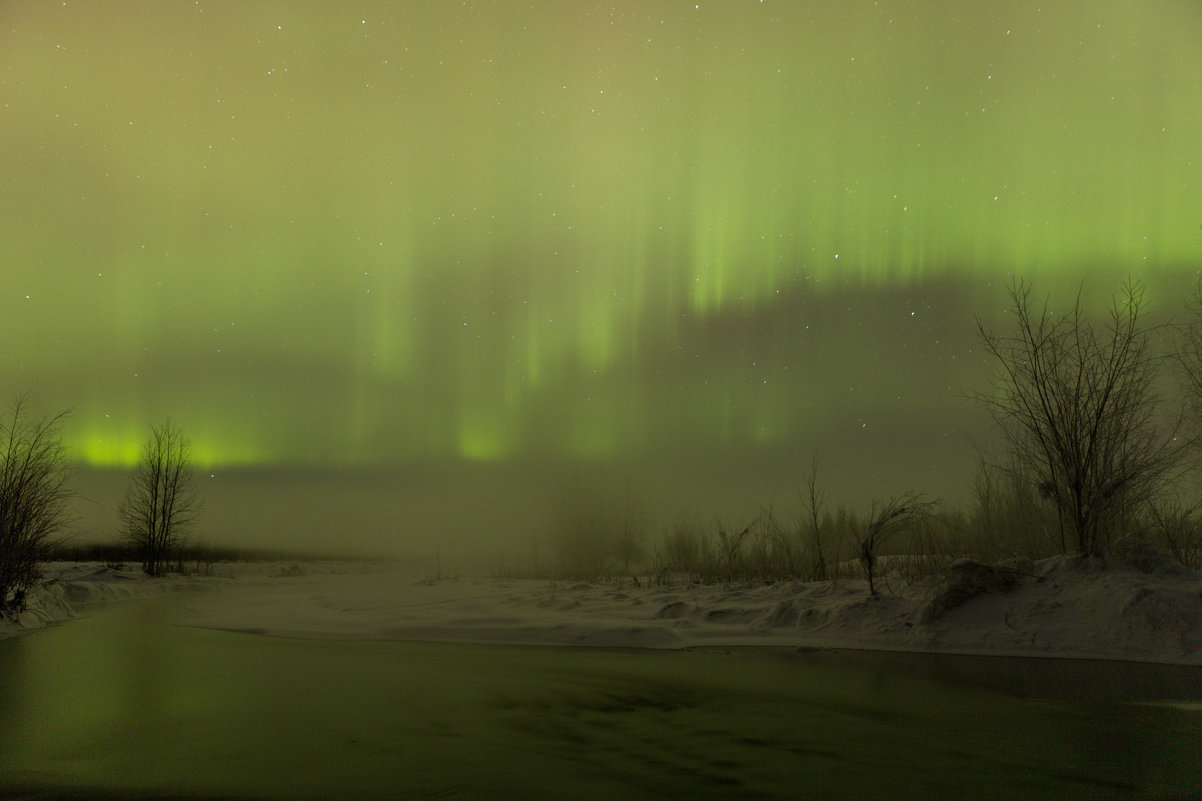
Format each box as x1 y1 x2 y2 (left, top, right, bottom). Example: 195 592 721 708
977 279 1187 557
0 397 72 616
119 421 200 576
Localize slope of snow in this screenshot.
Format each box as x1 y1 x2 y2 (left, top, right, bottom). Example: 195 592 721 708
0 561 373 637
6 544 1201 665
180 545 1202 664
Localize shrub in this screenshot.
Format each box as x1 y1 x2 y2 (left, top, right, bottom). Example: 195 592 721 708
0 399 72 617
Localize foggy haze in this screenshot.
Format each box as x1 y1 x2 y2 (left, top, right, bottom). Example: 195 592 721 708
4 1 1201 557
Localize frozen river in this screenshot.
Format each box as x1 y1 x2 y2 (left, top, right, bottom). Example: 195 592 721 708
1 596 1200 799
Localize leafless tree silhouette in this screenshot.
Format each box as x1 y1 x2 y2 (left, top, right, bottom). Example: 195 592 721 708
119 421 200 576
977 279 1188 557
1177 278 1202 432
0 397 72 617
799 454 829 581
857 492 937 595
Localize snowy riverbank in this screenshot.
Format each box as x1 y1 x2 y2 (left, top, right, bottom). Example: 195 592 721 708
6 541 1201 665
0 560 378 637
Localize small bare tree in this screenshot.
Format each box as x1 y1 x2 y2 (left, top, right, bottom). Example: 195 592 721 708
119 421 200 577
0 398 72 617
613 483 646 577
977 280 1187 557
798 454 828 580
1177 278 1202 432
857 493 937 596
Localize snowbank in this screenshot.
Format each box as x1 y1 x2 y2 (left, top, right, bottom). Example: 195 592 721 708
0 561 376 638
7 544 1201 665
179 543 1202 665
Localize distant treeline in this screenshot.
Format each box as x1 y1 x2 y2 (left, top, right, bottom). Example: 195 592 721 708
46 541 383 565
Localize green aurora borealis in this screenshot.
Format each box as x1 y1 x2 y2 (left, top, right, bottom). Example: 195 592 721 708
3 1 1201 552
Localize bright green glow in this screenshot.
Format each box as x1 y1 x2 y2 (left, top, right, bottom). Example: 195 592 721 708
79 436 142 470
456 423 511 463
78 434 267 469
75 414 268 469
2 1 1200 468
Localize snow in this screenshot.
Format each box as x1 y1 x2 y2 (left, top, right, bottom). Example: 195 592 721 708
5 544 1202 665
0 561 372 635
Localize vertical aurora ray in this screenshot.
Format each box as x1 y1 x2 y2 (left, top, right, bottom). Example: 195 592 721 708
1 0 1199 471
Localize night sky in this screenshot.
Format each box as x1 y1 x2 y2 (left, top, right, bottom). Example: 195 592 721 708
3 1 1200 556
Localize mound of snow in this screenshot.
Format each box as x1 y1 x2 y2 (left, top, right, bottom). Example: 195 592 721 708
9 549 1202 664
0 561 381 638
1107 533 1194 576
174 545 1202 664
917 558 1030 624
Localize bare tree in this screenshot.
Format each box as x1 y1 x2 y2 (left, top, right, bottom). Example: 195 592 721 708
977 279 1188 557
716 521 751 583
0 398 72 617
119 421 200 577
1177 278 1202 430
857 493 937 596
798 454 828 580
613 482 646 577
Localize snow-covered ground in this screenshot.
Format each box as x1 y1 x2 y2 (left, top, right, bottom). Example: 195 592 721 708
0 560 376 635
5 538 1201 664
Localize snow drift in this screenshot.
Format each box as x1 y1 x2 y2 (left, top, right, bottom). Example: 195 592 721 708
5 542 1201 665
